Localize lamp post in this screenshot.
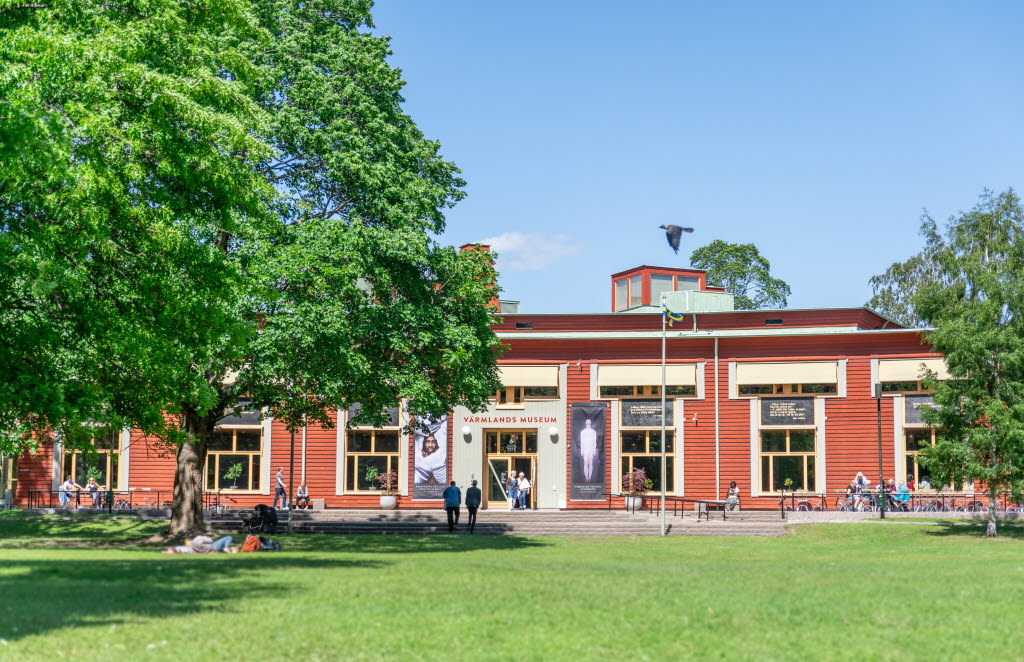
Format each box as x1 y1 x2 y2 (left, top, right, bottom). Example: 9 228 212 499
660 293 667 537
874 383 886 519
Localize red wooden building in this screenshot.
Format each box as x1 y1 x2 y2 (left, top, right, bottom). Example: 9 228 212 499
4 264 945 511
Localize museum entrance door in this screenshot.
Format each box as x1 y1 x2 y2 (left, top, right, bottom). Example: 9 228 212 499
484 430 537 509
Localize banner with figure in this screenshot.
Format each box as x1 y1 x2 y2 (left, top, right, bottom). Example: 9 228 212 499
570 403 607 501
412 415 448 499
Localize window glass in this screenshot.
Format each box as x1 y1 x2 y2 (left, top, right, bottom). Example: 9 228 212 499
345 429 399 492
621 432 645 454
209 432 233 451
790 430 815 452
600 386 635 396
650 274 673 303
375 431 400 453
525 433 538 454
629 275 642 307
348 431 372 452
676 276 699 291
665 385 696 396
236 430 261 452
615 279 628 311
739 384 774 395
523 386 558 398
761 431 786 453
800 383 837 394
882 381 918 392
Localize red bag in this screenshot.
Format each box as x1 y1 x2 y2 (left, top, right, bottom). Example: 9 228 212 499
241 534 261 552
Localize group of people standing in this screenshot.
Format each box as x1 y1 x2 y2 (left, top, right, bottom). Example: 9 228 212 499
441 480 482 533
505 472 531 510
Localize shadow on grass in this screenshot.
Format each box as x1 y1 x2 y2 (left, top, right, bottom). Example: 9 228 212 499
0 519 553 554
918 521 1024 539
0 519 170 548
0 554 383 644
275 532 552 554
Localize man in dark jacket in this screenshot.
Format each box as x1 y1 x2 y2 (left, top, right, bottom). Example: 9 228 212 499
465 480 482 533
442 480 461 533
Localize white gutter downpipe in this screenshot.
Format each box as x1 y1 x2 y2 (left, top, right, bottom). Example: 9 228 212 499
714 337 720 499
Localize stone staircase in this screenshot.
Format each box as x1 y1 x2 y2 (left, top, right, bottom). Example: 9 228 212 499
208 508 787 537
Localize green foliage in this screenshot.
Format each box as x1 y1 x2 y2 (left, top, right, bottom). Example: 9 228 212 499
223 462 244 483
910 189 1024 536
3 0 502 531
84 466 103 482
363 465 380 486
688 240 791 309
0 0 276 451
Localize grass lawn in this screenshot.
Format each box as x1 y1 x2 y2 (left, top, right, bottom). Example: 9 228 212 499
0 519 1021 661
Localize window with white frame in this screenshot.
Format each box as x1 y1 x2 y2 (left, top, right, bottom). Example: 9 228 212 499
63 428 121 490
346 429 400 492
206 427 263 491
759 429 816 493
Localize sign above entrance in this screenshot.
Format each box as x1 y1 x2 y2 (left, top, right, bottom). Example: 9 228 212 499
462 415 557 425
905 395 936 425
760 397 815 426
620 399 673 427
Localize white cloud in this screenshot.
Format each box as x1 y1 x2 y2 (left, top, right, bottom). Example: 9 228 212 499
478 232 585 273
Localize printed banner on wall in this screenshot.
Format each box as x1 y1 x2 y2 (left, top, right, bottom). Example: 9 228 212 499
412 415 448 499
570 403 607 501
760 397 815 426
904 395 936 425
620 399 673 427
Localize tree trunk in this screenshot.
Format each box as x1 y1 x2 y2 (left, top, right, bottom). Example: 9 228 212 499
170 416 211 536
986 485 998 538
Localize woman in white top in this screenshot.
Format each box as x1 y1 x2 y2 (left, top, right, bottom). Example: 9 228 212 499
517 473 531 510
59 476 81 507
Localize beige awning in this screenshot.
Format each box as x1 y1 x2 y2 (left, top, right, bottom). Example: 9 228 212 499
597 363 697 386
878 358 949 382
497 365 560 387
736 361 838 384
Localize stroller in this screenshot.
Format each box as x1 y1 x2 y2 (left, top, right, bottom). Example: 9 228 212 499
242 504 279 535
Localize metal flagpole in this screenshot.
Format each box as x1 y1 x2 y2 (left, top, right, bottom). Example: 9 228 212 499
660 294 667 537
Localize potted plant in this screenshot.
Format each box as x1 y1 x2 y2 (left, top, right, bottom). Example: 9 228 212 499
621 467 652 512
364 466 399 509
376 471 399 510
223 462 243 489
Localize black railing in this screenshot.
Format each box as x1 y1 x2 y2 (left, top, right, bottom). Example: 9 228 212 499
27 489 232 511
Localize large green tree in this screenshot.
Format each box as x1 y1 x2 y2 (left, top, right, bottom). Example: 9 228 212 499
909 189 1024 537
2 0 503 533
689 240 791 309
0 0 276 449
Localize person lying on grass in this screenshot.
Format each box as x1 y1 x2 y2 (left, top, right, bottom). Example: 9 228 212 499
163 528 237 554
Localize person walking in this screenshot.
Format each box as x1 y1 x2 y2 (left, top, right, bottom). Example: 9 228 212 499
517 472 531 510
273 467 287 509
506 471 519 511
442 480 462 533
465 479 482 533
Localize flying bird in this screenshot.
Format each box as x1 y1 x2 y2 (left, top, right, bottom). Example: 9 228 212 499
659 224 694 254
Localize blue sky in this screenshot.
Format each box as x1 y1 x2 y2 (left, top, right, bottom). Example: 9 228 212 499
372 1 1024 313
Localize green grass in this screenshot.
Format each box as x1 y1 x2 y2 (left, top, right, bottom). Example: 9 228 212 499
0 520 1022 661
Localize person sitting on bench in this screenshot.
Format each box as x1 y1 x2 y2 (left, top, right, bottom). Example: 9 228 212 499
295 483 310 509
725 480 741 511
